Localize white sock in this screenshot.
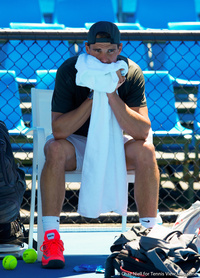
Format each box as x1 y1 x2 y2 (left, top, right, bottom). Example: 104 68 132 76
139 217 157 229
42 216 60 233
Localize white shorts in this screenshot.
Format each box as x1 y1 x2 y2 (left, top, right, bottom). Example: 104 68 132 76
46 133 134 171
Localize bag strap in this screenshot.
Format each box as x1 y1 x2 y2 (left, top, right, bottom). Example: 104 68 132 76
0 121 18 178
146 247 185 277
0 121 11 143
105 252 120 278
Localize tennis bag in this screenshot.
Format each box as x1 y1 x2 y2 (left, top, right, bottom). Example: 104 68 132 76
105 225 200 278
172 201 200 253
0 121 26 223
172 201 200 234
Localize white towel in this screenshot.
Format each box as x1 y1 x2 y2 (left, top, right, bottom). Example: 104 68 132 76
75 53 128 218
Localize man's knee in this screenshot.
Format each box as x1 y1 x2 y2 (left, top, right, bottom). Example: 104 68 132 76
142 141 156 158
125 140 157 168
139 141 156 162
44 139 75 164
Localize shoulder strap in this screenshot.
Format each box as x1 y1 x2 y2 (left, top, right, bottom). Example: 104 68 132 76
0 121 11 142
0 121 18 186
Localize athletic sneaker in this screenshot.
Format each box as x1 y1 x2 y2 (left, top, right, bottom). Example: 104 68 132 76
40 229 65 269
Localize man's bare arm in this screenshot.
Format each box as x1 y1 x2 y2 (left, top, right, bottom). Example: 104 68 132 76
107 91 151 140
52 98 93 139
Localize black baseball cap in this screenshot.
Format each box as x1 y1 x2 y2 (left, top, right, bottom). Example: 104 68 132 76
87 21 121 44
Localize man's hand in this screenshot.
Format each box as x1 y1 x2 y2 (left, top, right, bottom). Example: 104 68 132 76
116 69 126 90
106 69 126 98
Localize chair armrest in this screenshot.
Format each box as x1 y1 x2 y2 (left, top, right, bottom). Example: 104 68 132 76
10 23 65 29
25 127 45 137
170 75 200 86
36 128 46 147
15 77 37 84
26 127 46 166
25 127 35 136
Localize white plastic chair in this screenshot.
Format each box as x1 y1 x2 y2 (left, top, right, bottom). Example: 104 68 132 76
28 88 135 261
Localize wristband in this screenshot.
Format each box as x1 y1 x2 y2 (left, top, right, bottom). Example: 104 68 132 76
87 90 93 100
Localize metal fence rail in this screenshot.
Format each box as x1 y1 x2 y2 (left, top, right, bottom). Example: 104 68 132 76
0 29 200 225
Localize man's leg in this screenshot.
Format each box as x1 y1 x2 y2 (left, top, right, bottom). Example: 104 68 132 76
125 139 160 227
41 138 76 216
40 138 76 269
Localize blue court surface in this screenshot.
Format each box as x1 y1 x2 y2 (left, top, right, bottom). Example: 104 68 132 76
1 226 200 278
0 227 121 278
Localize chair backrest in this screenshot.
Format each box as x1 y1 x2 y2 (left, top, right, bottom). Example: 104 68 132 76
143 71 180 131
164 22 200 81
134 0 197 29
121 40 148 71
31 88 53 138
33 71 189 138
0 70 27 133
164 41 200 81
0 0 44 27
168 22 200 30
118 23 148 71
36 70 57 89
53 0 117 27
2 24 69 80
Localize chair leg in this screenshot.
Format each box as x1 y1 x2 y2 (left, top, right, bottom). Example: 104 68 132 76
36 128 45 261
28 171 36 249
37 179 44 262
122 215 127 232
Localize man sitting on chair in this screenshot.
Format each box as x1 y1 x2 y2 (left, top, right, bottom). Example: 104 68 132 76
39 21 160 269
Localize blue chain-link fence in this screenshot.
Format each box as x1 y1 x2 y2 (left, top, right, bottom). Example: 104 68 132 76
0 29 200 225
